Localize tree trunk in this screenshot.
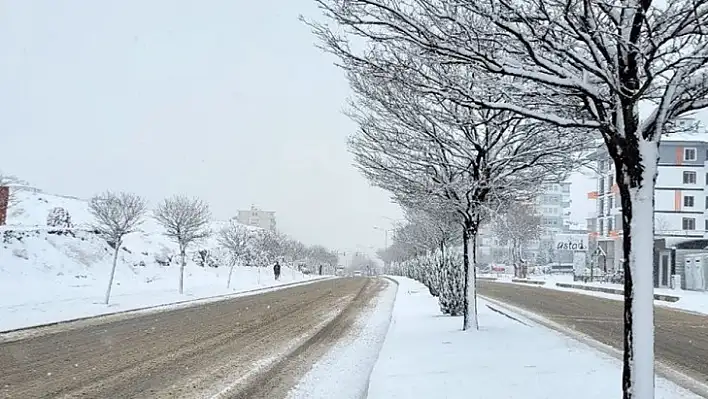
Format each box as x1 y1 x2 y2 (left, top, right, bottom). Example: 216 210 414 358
462 222 479 331
462 227 470 329
104 242 121 304
179 247 186 295
227 258 236 289
616 138 658 399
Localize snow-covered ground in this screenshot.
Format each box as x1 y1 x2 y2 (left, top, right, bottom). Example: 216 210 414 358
366 277 697 399
287 279 397 399
494 273 708 315
0 188 318 332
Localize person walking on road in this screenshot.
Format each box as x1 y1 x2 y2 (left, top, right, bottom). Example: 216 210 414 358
273 260 281 281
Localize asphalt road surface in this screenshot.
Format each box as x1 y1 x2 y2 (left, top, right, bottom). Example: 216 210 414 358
479 281 708 385
0 277 386 399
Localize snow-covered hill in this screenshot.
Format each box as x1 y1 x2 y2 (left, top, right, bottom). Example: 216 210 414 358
0 187 316 332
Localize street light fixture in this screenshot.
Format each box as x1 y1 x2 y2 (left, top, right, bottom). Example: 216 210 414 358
373 226 391 248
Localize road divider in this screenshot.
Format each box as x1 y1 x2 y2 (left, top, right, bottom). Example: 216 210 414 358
511 278 546 285
555 282 680 302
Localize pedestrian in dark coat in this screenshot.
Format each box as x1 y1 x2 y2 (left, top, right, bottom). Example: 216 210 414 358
274 261 281 280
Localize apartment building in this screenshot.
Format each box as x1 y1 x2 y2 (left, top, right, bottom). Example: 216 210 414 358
588 133 708 272
536 182 572 236
477 181 573 264
235 205 277 232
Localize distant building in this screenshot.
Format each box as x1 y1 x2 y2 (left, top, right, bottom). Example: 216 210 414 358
235 205 276 232
477 181 573 265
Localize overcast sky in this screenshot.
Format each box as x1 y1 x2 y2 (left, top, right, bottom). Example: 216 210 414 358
0 0 405 252
5 1 706 252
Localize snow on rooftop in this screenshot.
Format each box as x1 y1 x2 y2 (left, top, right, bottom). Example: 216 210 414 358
662 131 708 143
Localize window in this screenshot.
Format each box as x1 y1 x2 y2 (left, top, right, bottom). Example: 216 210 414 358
685 148 697 161
599 219 604 235
599 177 605 192
598 161 605 172
705 172 708 185
685 195 695 207
705 219 708 231
607 175 612 192
608 218 614 232
599 198 604 215
683 217 696 230
684 171 697 184
705 196 708 209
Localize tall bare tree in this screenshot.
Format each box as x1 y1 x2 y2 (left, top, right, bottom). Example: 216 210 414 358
326 44 584 329
154 195 211 294
89 191 148 304
312 1 708 394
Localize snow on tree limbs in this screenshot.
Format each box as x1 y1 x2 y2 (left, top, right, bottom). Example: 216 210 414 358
309 0 708 397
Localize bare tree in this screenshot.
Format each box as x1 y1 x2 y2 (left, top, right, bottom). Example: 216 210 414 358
493 203 542 278
218 221 255 289
154 196 211 294
312 1 708 394
333 48 584 330
89 191 147 304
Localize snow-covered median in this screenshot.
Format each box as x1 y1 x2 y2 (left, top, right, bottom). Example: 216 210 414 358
286 278 397 399
366 276 696 399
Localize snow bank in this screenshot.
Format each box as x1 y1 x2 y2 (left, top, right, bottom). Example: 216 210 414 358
0 188 317 332
286 279 397 399
366 277 696 399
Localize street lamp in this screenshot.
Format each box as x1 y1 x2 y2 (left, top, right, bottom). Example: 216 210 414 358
373 226 391 248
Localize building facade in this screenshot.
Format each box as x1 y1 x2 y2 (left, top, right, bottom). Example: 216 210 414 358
235 205 277 232
588 134 708 276
477 181 573 265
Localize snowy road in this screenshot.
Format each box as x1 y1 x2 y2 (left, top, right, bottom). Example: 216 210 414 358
479 281 708 385
0 277 385 399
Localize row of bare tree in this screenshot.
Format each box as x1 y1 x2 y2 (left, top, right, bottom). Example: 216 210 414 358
308 0 708 396
85 191 338 304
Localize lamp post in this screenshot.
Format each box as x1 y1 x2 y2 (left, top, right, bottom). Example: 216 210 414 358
373 226 390 248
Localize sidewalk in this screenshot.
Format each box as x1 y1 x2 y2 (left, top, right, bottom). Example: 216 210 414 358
366 277 697 399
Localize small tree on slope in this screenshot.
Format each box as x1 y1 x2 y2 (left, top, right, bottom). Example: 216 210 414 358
218 221 254 289
89 191 147 304
154 195 211 294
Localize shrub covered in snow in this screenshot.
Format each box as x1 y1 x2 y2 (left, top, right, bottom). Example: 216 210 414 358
392 251 464 316
46 207 73 228
193 249 220 268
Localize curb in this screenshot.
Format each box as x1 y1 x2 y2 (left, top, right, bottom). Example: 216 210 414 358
511 279 546 285
1 277 334 337
555 282 680 302
478 277 498 282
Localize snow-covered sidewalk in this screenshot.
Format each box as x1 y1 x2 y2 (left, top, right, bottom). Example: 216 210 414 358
287 279 398 399
366 277 698 399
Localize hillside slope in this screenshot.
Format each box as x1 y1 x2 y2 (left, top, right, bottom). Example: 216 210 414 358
0 188 315 332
